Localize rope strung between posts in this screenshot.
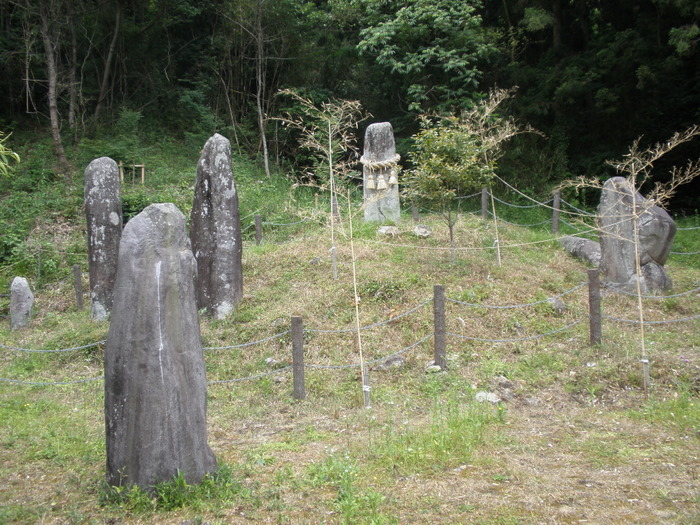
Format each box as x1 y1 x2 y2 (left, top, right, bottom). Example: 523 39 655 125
305 298 432 334
208 366 293 384
490 193 551 209
0 340 106 353
677 225 700 231
203 330 290 351
603 284 700 299
486 210 552 228
559 198 596 216
602 313 700 325
0 375 104 386
447 318 584 343
447 282 587 310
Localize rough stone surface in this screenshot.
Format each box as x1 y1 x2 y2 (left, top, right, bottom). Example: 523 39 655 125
413 225 432 238
10 277 33 330
373 355 407 371
190 134 242 319
105 203 216 490
598 176 676 292
84 157 122 320
558 236 601 267
363 122 400 223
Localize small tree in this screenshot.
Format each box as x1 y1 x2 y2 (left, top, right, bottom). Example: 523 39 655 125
274 88 369 278
403 87 538 260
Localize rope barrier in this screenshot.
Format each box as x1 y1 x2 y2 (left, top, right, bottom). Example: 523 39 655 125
446 282 587 310
670 250 700 255
203 330 290 351
0 340 106 353
447 318 584 343
490 193 551 209
559 198 596 216
262 218 310 227
305 299 432 334
604 284 700 299
486 210 551 228
677 225 700 231
602 313 700 325
208 365 293 384
0 376 104 386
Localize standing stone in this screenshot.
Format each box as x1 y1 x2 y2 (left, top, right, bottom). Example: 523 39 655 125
190 134 242 319
105 203 216 489
84 157 122 321
10 277 33 330
598 176 676 292
362 122 401 223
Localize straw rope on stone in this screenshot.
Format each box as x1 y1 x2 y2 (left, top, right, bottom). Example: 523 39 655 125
359 153 401 171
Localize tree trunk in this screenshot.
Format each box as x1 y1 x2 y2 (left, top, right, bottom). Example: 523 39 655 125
39 0 71 179
552 0 562 52
255 0 271 177
94 5 121 124
68 1 78 139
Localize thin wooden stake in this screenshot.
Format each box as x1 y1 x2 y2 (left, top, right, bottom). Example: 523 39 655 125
292 316 305 400
433 284 446 370
552 190 561 234
73 264 83 310
348 189 370 407
588 269 602 346
481 187 488 219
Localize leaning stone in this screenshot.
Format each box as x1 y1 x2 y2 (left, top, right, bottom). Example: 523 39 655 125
10 277 33 330
598 177 676 292
190 134 243 319
558 236 601 267
413 225 432 238
84 157 122 321
105 203 217 490
377 226 400 237
362 122 401 223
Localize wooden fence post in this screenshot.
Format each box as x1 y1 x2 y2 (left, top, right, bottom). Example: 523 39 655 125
552 190 561 234
73 264 83 310
481 187 489 219
412 203 419 222
588 269 602 345
433 284 447 369
292 316 305 400
255 215 262 245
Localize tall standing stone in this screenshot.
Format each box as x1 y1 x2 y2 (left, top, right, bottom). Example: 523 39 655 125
105 203 216 489
84 157 122 321
10 277 33 330
190 134 242 319
598 176 676 292
362 122 401 223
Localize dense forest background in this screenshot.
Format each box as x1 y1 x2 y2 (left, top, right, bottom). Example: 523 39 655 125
0 0 698 210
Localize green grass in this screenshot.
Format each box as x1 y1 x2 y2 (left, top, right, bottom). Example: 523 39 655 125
1 135 699 524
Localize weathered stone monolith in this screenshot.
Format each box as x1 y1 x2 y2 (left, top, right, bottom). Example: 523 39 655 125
105 203 216 490
84 157 122 321
598 176 676 292
10 277 33 330
190 134 242 319
362 122 401 223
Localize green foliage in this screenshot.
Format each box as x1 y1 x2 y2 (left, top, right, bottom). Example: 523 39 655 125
100 464 248 513
0 131 20 178
403 115 493 211
357 0 495 112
